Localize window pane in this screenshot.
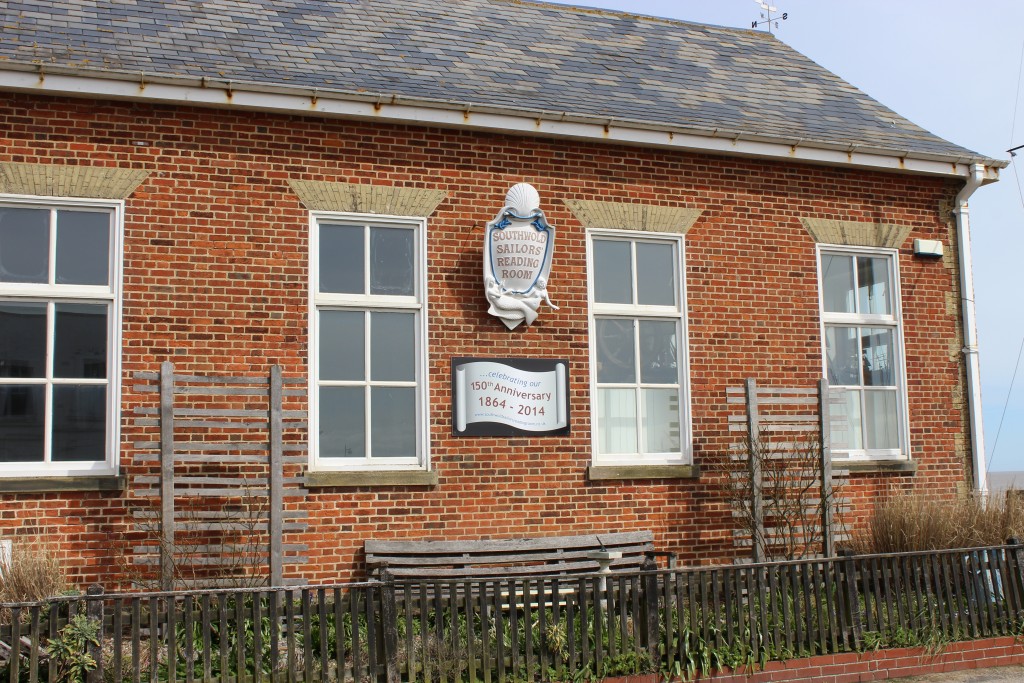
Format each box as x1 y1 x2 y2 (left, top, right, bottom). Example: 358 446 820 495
0 302 47 378
320 387 364 458
54 303 107 379
830 389 863 451
55 210 109 286
51 385 106 461
0 385 45 462
593 240 632 304
639 320 678 384
319 311 364 381
370 227 414 296
596 318 635 383
597 388 637 455
0 207 49 284
862 327 896 387
636 242 675 306
371 387 415 458
865 390 899 450
821 254 854 313
371 312 415 382
825 326 860 386
643 388 681 453
857 256 891 315
319 224 364 294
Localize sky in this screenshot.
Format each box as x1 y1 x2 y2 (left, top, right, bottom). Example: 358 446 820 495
540 0 1024 474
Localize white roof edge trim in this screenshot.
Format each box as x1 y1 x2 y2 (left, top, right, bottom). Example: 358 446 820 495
0 67 1003 182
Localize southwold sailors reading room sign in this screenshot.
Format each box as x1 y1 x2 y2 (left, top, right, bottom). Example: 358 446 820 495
484 183 558 329
452 358 570 436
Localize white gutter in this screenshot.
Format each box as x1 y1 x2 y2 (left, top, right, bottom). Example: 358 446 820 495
954 163 987 494
0 66 1004 181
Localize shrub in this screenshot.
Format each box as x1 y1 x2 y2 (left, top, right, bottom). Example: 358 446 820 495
850 489 1024 553
716 430 844 561
0 543 68 606
45 614 99 683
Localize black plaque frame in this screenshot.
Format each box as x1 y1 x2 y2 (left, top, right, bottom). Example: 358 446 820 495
451 357 571 437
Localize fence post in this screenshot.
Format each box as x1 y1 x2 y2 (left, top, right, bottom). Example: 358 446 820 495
159 361 175 591
818 378 835 558
745 378 764 563
269 365 284 586
1007 537 1024 622
379 568 401 683
85 585 104 683
838 548 861 650
640 552 660 664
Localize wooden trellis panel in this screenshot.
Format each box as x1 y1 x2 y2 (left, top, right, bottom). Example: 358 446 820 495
726 379 850 561
131 362 309 588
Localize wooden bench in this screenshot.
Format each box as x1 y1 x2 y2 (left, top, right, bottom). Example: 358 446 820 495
365 530 674 579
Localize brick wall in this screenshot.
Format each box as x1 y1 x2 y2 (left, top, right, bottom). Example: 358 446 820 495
604 636 1024 682
0 93 971 586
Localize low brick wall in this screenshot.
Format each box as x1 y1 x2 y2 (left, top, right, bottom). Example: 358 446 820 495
605 636 1024 682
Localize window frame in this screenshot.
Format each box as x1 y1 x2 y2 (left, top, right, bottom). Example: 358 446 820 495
816 244 910 461
586 228 693 467
308 211 429 473
0 194 123 477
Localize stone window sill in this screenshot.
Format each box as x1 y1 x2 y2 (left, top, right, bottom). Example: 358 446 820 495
304 470 439 488
0 476 126 493
833 460 917 475
588 464 700 481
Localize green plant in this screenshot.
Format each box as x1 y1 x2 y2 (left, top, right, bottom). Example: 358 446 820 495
46 613 99 683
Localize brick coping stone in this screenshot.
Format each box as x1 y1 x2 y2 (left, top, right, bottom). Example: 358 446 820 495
603 636 1024 682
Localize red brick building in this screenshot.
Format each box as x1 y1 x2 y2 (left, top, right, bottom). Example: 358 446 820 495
0 0 1005 586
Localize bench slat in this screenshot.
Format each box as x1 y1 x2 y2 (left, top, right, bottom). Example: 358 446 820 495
365 531 662 579
367 543 651 567
384 557 646 578
366 531 653 555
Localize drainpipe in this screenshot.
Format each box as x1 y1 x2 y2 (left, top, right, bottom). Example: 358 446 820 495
953 163 987 494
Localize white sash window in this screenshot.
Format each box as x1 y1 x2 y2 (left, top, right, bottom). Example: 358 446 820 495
309 213 427 471
0 198 122 476
818 247 908 459
588 231 691 465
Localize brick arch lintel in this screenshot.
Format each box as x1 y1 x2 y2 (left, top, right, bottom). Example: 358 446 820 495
0 162 150 200
800 217 913 249
561 199 703 234
288 180 447 217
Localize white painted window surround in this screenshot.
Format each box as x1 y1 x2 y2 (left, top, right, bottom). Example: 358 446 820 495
587 230 692 466
0 196 123 477
817 245 909 460
309 212 428 472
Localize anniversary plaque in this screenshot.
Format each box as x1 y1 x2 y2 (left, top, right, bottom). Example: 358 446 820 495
452 357 570 436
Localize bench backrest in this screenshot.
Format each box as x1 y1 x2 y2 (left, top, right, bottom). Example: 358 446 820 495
365 530 656 578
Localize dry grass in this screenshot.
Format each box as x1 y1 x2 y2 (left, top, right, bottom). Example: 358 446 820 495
850 489 1024 554
0 543 68 605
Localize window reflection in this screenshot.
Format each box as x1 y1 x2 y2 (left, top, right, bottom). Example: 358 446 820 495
861 328 895 387
370 227 414 296
857 256 890 315
0 208 49 284
639 320 677 384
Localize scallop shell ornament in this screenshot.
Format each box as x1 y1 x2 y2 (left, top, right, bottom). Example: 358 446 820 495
505 183 541 215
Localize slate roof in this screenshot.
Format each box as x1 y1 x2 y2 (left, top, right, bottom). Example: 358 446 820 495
0 0 997 164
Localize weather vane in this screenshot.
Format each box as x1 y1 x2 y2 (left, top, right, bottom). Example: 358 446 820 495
752 0 787 33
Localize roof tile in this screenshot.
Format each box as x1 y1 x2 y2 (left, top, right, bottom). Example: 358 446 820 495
0 0 989 161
